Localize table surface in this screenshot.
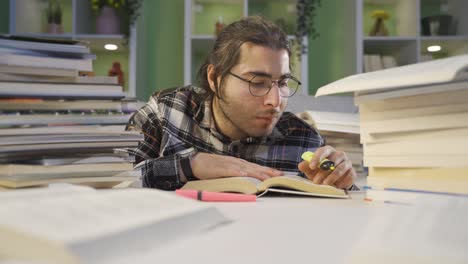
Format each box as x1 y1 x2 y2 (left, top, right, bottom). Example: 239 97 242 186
108 190 381 264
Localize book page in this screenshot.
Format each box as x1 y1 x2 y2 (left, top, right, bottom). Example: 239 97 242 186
260 188 349 198
260 174 348 197
181 176 261 194
236 176 262 186
0 188 223 245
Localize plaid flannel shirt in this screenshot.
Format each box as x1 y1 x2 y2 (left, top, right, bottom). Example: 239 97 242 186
127 85 329 190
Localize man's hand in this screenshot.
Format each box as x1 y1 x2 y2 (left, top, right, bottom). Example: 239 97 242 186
298 145 356 189
191 153 283 181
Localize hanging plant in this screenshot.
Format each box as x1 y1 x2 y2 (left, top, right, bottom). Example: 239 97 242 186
294 0 321 60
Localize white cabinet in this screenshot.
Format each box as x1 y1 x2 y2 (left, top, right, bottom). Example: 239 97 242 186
184 0 309 95
8 0 137 96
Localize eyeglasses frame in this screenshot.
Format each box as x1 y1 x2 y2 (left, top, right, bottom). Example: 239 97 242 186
228 72 301 98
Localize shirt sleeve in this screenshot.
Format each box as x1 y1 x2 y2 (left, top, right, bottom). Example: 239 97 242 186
127 104 197 191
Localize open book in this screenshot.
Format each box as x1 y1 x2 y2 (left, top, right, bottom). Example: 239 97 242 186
181 174 349 198
0 185 228 264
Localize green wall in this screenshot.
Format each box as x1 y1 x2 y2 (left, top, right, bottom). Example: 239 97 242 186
308 0 350 95
136 0 185 101
0 1 9 33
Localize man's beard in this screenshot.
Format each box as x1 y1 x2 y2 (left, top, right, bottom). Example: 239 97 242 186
216 95 281 139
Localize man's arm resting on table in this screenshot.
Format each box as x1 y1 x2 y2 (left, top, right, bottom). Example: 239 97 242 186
139 149 198 190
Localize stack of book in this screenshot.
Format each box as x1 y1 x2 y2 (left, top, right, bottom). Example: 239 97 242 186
0 35 143 189
297 110 365 177
316 54 468 201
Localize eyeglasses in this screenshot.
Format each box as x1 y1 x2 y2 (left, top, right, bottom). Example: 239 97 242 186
228 72 301 98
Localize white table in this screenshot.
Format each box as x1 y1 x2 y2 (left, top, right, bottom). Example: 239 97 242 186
114 191 377 264
108 188 468 264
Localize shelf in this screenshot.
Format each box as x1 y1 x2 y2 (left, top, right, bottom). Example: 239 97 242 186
191 34 297 41
191 34 216 40
364 41 417 66
6 33 76 39
364 36 418 41
75 34 124 39
76 34 126 52
78 38 128 52
364 38 417 52
420 36 468 41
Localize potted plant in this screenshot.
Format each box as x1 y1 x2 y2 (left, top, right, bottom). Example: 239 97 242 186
369 10 390 36
46 0 64 34
91 0 143 40
294 0 321 60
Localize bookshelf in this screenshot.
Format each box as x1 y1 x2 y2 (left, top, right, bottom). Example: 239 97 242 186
184 0 309 95
356 0 468 73
8 0 136 96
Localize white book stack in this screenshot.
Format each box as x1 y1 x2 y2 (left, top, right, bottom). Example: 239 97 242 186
0 36 126 99
296 110 365 177
0 36 143 189
316 54 468 199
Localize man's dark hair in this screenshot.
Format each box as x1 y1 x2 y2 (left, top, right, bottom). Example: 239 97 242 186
197 16 291 97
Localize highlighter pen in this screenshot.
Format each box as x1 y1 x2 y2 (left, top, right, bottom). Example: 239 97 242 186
301 151 335 171
175 189 256 202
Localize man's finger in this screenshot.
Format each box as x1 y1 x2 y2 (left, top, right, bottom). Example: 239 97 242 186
298 161 317 180
311 170 330 185
334 170 355 189
311 146 336 169
327 150 346 165
322 160 352 186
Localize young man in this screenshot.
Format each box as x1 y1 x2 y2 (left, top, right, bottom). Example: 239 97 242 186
128 16 357 190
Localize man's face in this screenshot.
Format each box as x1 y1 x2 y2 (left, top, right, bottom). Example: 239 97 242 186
211 42 290 140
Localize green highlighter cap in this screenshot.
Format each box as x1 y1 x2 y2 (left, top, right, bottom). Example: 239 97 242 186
301 151 315 162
